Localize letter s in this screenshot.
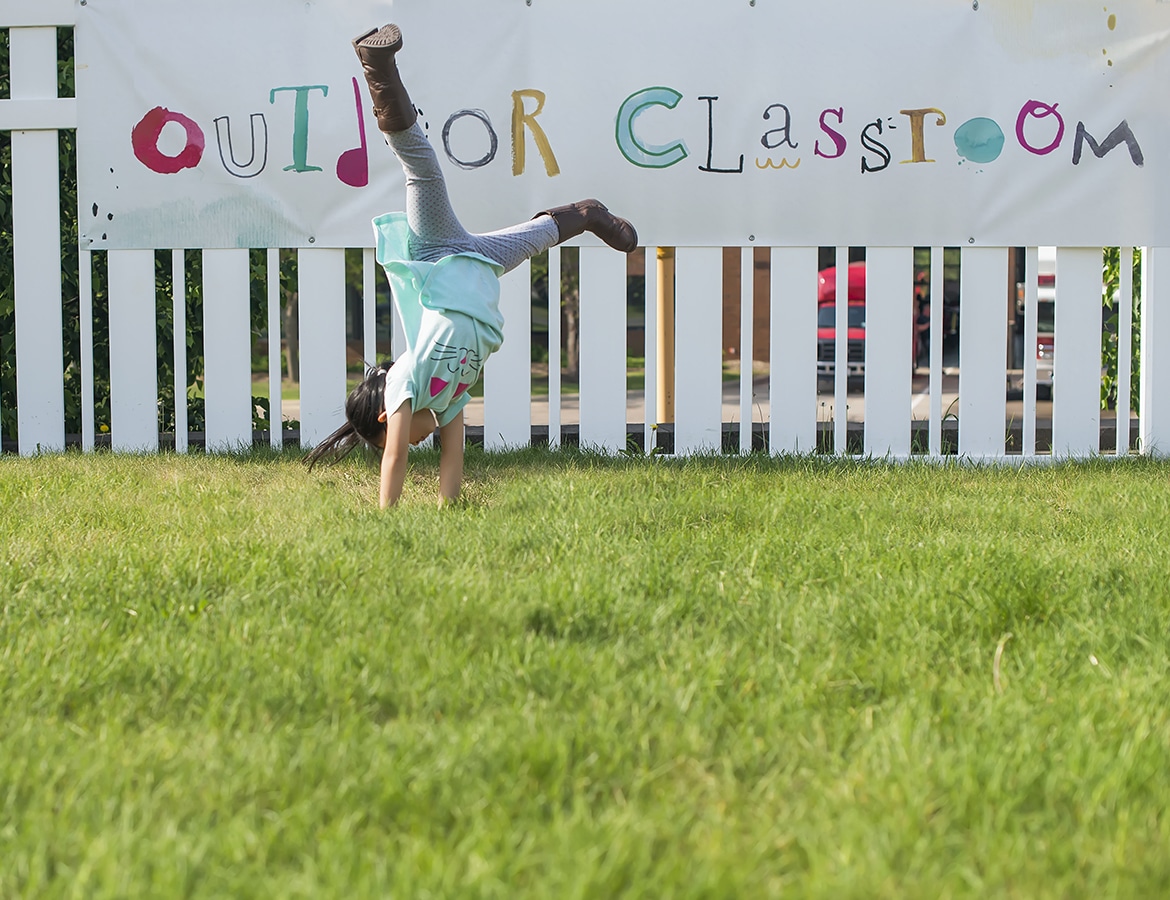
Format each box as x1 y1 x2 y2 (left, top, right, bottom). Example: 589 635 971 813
815 108 847 160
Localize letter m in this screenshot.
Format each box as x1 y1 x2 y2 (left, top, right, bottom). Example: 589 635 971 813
1072 119 1144 167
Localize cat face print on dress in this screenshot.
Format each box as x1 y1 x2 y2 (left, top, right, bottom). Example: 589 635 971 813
429 342 482 398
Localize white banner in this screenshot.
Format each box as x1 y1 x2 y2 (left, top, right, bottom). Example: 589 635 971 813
76 0 1170 249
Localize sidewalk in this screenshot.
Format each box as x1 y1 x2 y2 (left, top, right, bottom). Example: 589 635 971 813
278 366 1125 438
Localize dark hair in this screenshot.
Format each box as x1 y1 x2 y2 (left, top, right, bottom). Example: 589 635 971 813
303 361 393 470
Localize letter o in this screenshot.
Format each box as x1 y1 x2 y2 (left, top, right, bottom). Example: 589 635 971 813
954 117 1006 164
131 106 205 173
442 109 498 170
1016 100 1065 156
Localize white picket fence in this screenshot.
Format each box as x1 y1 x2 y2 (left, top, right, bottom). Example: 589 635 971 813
3 8 1168 460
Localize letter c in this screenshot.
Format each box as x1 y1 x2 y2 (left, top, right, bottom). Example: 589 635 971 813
615 86 689 169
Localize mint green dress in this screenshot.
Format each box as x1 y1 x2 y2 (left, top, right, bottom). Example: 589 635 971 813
373 212 506 427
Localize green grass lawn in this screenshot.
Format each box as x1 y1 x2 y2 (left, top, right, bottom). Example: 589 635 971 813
2 449 1169 898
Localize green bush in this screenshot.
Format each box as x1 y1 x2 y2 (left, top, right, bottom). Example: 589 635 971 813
1101 246 1141 411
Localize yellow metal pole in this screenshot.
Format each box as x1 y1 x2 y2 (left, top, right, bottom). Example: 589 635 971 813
656 247 676 423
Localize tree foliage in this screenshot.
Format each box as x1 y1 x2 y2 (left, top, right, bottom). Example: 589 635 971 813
1102 247 1141 411
529 247 581 379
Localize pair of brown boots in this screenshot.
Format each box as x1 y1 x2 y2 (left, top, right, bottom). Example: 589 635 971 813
352 24 638 254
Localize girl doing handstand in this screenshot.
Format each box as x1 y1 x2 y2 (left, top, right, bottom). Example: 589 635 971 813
304 24 638 507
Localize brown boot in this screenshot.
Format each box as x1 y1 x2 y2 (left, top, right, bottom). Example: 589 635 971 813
536 199 638 253
352 24 416 133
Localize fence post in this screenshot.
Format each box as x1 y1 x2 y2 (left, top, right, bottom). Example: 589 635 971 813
768 247 818 456
203 249 253 451
9 26 65 454
1140 247 1170 456
1051 248 1102 456
578 246 627 452
673 247 722 454
957 248 1009 459
297 248 347 449
107 250 158 452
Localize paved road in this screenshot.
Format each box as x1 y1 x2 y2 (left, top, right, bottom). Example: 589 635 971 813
457 370 1051 428
281 369 1053 427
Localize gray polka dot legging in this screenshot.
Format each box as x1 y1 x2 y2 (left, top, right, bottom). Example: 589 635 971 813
385 123 559 274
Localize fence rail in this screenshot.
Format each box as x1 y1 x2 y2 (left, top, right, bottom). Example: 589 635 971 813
2 13 1168 460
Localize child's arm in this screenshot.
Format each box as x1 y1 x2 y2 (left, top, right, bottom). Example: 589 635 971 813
379 399 414 508
437 409 465 506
